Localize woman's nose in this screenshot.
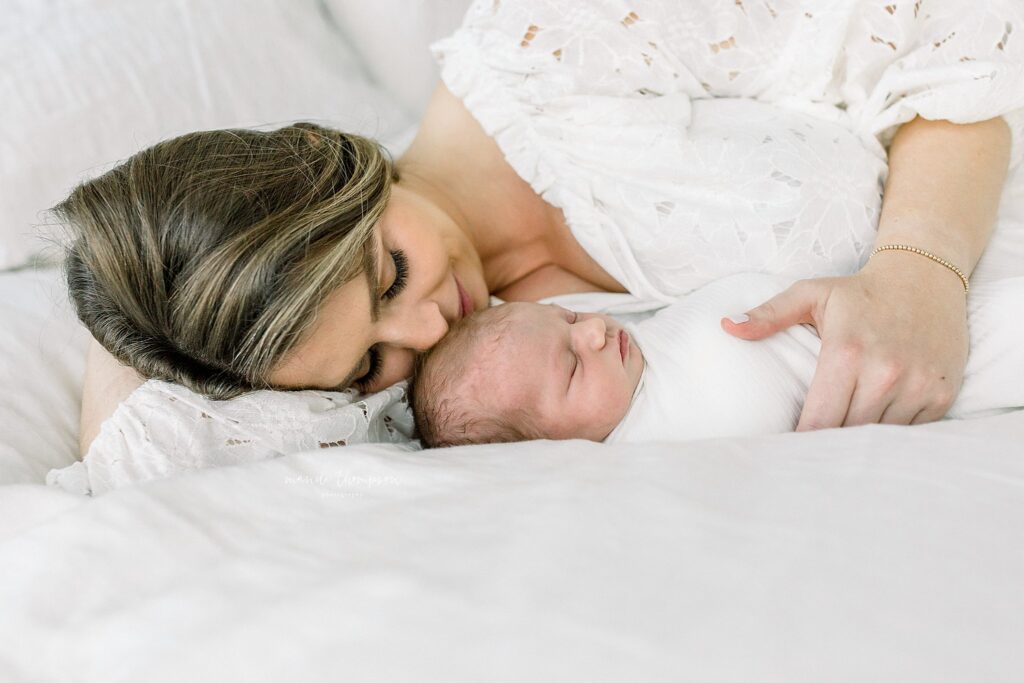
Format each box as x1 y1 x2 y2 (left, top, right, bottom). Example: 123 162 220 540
573 315 608 352
379 300 449 351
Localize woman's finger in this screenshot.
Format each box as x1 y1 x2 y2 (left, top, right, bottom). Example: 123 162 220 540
842 386 889 427
796 344 859 431
878 399 921 425
842 363 903 426
721 279 819 341
909 380 958 425
910 404 947 426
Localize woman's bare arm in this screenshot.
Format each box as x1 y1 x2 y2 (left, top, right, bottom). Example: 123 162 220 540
79 339 145 459
871 115 1010 279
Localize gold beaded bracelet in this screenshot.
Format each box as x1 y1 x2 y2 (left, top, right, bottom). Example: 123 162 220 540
870 244 970 293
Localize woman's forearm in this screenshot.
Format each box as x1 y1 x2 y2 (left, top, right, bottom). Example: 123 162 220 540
79 339 145 459
867 116 1011 279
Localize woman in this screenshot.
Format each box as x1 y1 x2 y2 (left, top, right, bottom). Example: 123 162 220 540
70 0 1019 457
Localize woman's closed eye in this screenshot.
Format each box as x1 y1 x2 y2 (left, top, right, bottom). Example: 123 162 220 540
354 346 383 392
383 249 408 300
354 251 408 392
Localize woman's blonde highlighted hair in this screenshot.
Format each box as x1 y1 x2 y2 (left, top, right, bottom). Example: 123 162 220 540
54 123 396 399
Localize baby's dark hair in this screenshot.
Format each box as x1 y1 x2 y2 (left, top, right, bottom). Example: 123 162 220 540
410 305 538 448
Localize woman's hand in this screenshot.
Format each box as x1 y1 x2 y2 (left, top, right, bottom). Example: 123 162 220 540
721 254 969 430
723 115 1009 431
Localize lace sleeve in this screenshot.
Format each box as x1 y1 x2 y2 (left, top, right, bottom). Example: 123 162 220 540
46 380 417 496
839 0 1024 166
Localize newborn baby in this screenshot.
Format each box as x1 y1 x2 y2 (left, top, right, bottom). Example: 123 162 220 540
410 273 1024 447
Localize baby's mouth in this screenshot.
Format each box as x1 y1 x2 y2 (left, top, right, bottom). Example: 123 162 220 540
618 329 629 363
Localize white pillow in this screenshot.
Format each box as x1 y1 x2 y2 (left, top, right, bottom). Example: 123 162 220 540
0 267 90 484
0 0 414 270
321 0 474 116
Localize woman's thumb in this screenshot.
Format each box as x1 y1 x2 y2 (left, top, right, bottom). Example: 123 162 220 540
720 280 819 341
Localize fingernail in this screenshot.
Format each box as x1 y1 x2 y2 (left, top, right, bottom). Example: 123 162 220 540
726 313 750 324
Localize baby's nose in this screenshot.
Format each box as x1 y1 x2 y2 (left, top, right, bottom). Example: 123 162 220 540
574 315 608 352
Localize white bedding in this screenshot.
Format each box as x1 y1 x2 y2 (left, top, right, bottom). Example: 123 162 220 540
0 0 412 271
2 411 1023 681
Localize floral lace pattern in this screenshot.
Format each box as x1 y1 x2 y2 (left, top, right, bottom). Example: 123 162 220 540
432 0 1024 300
48 380 417 495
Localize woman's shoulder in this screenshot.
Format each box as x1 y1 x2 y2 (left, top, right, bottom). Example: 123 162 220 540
401 82 542 224
403 83 497 168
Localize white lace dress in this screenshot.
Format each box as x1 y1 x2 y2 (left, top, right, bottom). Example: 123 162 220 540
431 0 1024 300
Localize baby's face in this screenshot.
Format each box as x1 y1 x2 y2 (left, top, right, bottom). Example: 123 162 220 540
480 303 645 441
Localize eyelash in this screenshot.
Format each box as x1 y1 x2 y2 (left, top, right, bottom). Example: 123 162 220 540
356 250 407 391
384 249 408 300
355 346 382 392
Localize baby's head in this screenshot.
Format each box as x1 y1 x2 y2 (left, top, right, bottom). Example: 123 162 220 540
410 302 644 447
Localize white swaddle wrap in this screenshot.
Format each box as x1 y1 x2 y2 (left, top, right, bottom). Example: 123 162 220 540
607 273 1024 443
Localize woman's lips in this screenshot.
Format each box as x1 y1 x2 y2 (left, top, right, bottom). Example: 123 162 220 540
619 330 628 363
454 272 474 320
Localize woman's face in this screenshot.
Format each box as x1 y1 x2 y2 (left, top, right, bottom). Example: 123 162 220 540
269 182 490 394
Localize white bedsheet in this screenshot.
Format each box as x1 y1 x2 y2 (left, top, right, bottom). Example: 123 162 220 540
2 410 1023 681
